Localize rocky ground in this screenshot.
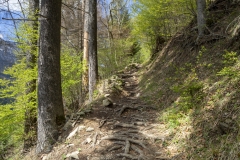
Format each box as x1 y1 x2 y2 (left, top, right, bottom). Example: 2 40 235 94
26 64 179 160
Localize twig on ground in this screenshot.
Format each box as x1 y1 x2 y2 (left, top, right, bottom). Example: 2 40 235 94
91 132 98 147
72 115 81 127
99 119 106 128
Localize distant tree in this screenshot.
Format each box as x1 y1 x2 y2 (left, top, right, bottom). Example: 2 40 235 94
196 0 206 40
61 0 85 105
36 0 65 154
98 0 131 77
23 0 39 151
83 0 98 101
83 0 89 96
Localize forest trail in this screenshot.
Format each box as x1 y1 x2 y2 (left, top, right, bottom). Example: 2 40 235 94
38 65 176 160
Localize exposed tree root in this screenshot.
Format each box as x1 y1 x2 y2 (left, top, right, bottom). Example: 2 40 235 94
124 140 130 154
131 116 146 122
101 135 148 149
114 130 139 135
108 145 123 152
114 141 145 156
118 105 138 116
114 122 138 129
114 129 162 141
131 144 144 156
116 153 138 159
133 121 146 126
117 153 148 160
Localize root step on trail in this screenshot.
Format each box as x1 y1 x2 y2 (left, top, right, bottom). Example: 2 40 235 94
41 65 161 160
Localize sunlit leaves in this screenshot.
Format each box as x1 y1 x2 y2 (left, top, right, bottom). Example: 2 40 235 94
61 46 83 105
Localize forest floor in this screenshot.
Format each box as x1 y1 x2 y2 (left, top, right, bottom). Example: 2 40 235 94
25 65 179 160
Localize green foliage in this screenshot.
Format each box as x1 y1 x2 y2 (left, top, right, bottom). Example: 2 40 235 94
161 63 205 128
222 50 238 65
61 46 83 107
131 0 195 63
161 84 197 129
0 24 83 156
0 22 38 155
98 38 136 78
217 51 240 77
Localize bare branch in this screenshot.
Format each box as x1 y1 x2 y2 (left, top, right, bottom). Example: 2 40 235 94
2 17 38 21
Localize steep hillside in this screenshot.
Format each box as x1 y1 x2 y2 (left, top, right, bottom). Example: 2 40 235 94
12 1 240 160
138 1 240 159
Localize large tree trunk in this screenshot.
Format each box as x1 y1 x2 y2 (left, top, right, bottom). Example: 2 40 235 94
23 0 39 151
36 0 65 154
197 0 206 39
88 0 98 101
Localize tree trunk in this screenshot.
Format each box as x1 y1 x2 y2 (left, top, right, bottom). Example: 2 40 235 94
88 0 98 101
81 0 85 51
83 0 89 97
23 0 39 151
197 0 206 39
36 0 65 154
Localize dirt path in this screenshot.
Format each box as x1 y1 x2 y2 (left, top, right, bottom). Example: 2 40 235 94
40 66 166 160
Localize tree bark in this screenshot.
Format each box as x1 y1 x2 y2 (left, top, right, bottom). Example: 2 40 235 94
86 0 98 101
36 0 65 154
83 0 89 96
23 0 39 151
197 0 206 39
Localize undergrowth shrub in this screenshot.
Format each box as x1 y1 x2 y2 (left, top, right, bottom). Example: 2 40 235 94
160 47 206 128
61 46 83 109
0 22 38 156
217 51 240 77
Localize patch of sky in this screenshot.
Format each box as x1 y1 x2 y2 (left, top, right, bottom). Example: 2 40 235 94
0 0 24 40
